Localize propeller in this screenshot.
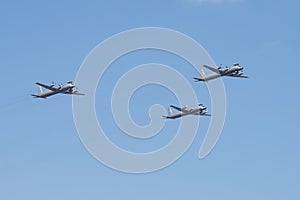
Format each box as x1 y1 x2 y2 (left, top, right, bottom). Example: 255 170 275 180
71 86 81 93
198 104 206 110
50 81 56 87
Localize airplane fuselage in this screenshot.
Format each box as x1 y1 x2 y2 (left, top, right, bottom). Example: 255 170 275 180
34 83 75 98
202 66 243 81
165 107 206 119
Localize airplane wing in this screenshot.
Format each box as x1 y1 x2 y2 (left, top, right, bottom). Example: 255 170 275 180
36 82 58 91
203 65 220 73
170 105 188 113
226 74 249 78
170 105 182 111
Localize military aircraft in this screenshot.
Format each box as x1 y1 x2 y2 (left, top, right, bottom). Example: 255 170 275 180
31 81 84 98
194 63 248 82
163 104 211 119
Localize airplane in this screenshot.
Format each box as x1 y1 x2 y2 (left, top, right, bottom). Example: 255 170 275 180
163 104 211 119
194 63 248 82
31 81 84 98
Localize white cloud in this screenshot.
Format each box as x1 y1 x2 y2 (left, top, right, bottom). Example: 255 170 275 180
189 0 243 5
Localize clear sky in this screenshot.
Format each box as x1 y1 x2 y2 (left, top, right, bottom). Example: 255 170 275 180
1 0 299 199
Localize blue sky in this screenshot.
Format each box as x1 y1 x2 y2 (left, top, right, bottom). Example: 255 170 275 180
1 0 299 199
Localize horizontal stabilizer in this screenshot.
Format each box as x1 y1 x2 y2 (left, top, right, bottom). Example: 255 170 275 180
31 94 39 98
193 77 205 82
31 94 46 98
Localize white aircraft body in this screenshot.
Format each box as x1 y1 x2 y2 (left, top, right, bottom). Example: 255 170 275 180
194 63 248 82
163 104 211 119
31 81 84 98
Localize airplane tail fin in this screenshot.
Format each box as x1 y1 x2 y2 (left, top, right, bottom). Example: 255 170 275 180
194 69 206 82
38 86 43 96
163 107 172 119
31 86 44 98
200 69 205 79
168 107 172 116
